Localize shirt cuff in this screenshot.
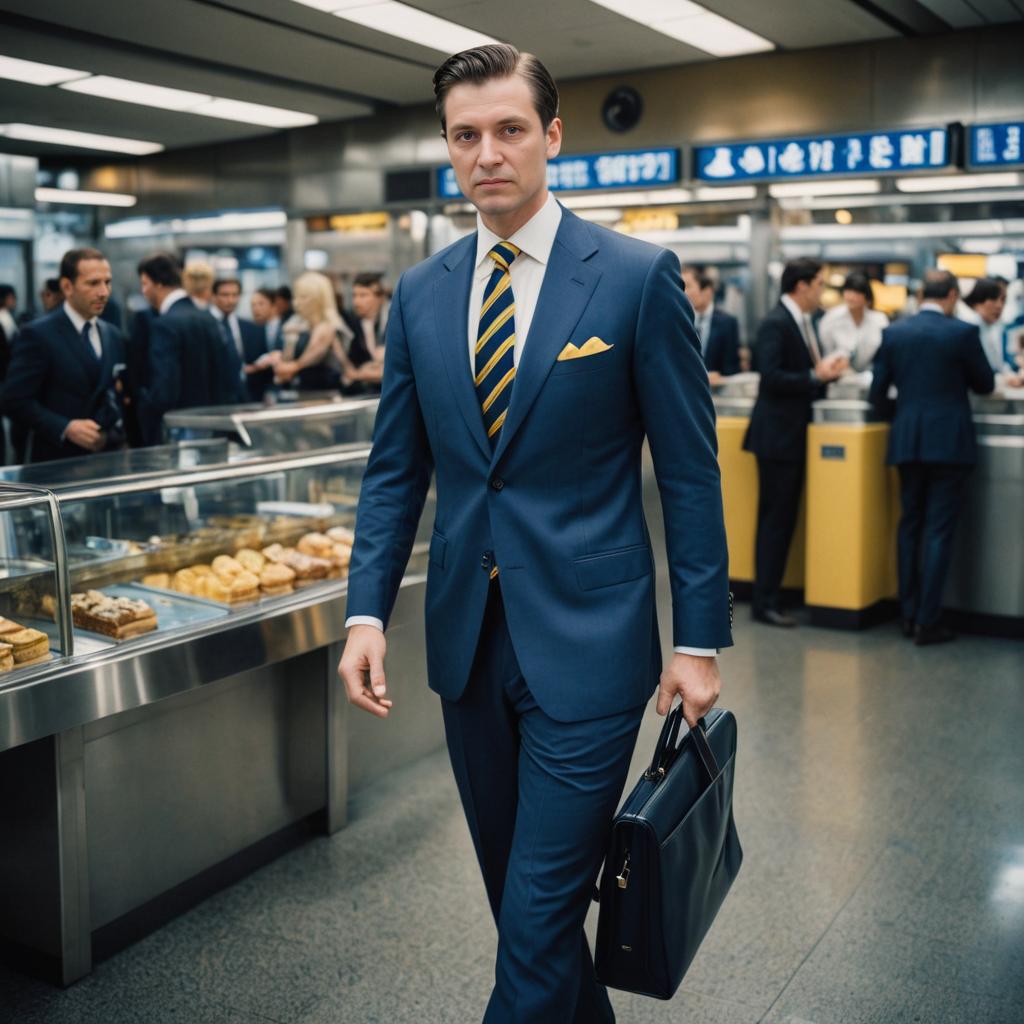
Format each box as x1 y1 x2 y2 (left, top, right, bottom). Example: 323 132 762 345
674 646 717 657
345 616 384 632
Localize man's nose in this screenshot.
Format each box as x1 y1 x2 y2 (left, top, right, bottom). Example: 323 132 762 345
477 134 503 168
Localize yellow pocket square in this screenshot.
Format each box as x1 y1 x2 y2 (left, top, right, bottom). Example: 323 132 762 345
557 337 614 361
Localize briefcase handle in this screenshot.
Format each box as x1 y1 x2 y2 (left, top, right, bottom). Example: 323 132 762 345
646 705 720 785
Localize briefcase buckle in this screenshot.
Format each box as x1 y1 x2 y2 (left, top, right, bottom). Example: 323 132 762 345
616 851 631 890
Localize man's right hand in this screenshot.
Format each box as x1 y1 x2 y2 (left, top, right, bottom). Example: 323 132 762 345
815 352 848 382
338 624 393 718
65 419 105 451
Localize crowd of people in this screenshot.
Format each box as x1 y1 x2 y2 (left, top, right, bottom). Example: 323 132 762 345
0 249 390 462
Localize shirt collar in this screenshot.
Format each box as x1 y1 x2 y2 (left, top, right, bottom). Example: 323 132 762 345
920 302 947 316
475 192 562 273
781 293 809 326
160 288 188 315
62 300 96 334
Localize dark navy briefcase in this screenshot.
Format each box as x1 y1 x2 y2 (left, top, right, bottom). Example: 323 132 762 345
595 705 742 999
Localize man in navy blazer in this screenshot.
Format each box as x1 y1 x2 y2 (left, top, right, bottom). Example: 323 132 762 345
682 264 741 378
338 46 731 1023
869 270 994 645
2 247 125 463
136 253 247 445
211 277 272 401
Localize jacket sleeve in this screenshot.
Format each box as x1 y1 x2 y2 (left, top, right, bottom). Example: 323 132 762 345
144 317 182 416
346 275 434 628
723 315 741 375
868 330 895 419
756 315 820 397
634 248 732 650
0 327 70 446
961 324 996 395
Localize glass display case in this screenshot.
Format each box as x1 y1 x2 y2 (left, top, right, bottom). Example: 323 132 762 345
163 396 379 451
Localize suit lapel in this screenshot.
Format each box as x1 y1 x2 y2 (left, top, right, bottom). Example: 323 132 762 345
89 320 117 403
56 310 96 381
433 234 491 461
778 303 812 368
491 209 601 466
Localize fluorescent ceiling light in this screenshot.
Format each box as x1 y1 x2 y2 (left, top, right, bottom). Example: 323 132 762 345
331 2 498 53
895 172 1021 192
560 188 692 208
194 99 317 129
62 75 318 129
589 0 773 57
768 179 881 198
105 209 287 239
0 55 90 86
0 123 163 155
694 185 758 201
35 187 137 208
62 74 210 110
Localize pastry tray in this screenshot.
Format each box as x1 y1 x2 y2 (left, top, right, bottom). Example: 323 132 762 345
104 583 231 634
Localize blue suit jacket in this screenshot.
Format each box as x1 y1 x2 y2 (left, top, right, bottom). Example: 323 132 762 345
1 308 125 462
347 207 731 722
141 298 247 444
704 309 741 375
869 309 994 466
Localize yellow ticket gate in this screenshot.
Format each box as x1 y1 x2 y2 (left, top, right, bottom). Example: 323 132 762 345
804 402 900 627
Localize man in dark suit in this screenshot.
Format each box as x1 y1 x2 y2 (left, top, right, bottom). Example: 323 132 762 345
869 270 994 645
682 265 740 379
1 248 125 463
211 278 271 401
137 253 246 446
339 45 731 1023
743 259 848 626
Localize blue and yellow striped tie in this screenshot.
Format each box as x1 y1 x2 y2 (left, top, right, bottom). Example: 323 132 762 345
475 241 520 449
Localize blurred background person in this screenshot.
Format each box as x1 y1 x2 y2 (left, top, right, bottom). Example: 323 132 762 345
819 271 889 372
211 278 270 401
138 252 246 445
1 248 125 463
38 278 63 315
123 305 154 448
960 277 1009 373
870 270 995 645
346 272 388 389
682 264 740 381
0 285 18 386
183 260 215 311
273 284 294 325
250 286 283 351
268 271 354 392
743 258 848 627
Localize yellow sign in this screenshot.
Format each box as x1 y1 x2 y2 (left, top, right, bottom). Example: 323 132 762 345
619 209 679 233
937 253 987 278
328 212 389 233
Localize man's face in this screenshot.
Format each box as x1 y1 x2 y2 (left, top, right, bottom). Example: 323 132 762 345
352 285 383 321
3 291 15 311
140 272 159 310
250 292 272 323
796 272 825 312
682 272 713 314
214 283 241 316
273 295 290 317
41 288 61 312
63 259 111 320
444 73 561 225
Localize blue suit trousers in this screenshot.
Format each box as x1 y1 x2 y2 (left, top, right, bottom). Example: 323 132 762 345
442 581 645 1023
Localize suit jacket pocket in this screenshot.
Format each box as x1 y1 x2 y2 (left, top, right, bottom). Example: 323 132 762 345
429 529 447 570
574 544 652 591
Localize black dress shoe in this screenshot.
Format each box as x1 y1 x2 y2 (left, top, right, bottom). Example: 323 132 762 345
753 608 798 628
901 619 915 638
914 624 956 646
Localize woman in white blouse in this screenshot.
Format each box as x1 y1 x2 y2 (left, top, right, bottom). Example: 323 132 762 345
819 272 889 371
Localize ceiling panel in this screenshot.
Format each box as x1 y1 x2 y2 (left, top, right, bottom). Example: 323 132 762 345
915 0 985 26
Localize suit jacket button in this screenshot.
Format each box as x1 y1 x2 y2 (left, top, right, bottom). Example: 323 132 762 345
490 477 504 491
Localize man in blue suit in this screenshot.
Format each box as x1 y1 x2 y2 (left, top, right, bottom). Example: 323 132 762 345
338 45 731 1023
870 269 994 646
2 247 125 463
137 253 247 445
682 264 741 378
211 278 272 401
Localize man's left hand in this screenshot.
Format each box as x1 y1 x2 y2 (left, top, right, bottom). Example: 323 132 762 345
657 653 722 727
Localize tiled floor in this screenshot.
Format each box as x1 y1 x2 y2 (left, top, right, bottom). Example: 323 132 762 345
2 612 1022 1023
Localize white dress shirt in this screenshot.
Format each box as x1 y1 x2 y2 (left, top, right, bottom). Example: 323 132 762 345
818 304 889 371
211 307 245 358
780 294 821 364
159 288 188 316
959 307 1007 372
349 193 715 657
62 301 102 360
0 307 17 341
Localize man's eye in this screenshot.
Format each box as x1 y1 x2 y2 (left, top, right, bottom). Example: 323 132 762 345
504 126 521 136
457 131 475 143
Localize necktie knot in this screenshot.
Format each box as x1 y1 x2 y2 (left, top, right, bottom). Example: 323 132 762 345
489 242 520 272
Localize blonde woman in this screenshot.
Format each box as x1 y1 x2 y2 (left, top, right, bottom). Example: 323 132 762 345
182 260 215 309
271 272 355 391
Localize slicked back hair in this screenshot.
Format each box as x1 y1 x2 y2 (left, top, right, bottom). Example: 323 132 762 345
137 252 182 288
433 44 559 136
60 247 107 283
780 258 822 297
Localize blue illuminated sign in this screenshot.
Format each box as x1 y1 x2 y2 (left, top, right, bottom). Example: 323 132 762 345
436 147 679 199
694 127 952 183
969 122 1023 169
